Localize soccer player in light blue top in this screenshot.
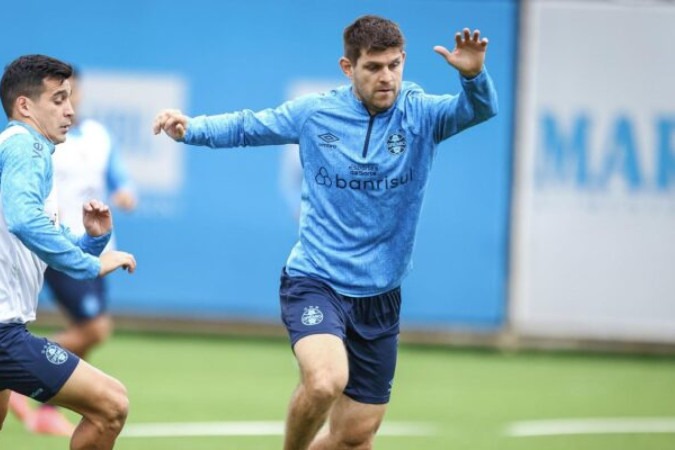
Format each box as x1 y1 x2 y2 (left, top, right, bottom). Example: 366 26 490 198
154 15 498 450
0 55 136 449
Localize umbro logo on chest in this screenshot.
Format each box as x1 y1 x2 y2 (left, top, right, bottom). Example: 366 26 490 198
318 133 339 149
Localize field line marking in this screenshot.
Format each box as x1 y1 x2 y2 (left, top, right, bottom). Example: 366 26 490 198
122 421 437 438
506 417 675 437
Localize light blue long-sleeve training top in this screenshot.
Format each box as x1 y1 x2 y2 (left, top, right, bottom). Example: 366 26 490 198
0 121 110 323
184 69 498 297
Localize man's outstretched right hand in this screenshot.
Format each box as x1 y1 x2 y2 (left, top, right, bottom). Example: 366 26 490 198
153 109 189 141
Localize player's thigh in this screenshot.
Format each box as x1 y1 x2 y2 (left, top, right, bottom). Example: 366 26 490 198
0 325 80 402
294 334 349 387
0 389 9 429
343 287 401 405
344 331 399 405
49 359 126 418
328 394 387 442
280 270 349 385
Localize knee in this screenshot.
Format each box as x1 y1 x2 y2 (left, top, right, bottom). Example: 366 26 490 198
109 381 129 424
303 369 347 404
98 380 129 433
87 317 113 346
330 412 382 450
335 425 378 450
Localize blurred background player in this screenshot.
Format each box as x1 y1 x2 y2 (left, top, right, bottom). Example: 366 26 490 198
47 67 137 358
8 67 137 436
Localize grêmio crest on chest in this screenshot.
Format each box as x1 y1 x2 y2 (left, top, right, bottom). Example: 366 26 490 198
314 130 408 157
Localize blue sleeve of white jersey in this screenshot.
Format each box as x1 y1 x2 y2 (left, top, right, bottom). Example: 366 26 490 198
183 95 316 148
422 68 499 143
60 223 111 256
0 137 101 279
105 144 133 193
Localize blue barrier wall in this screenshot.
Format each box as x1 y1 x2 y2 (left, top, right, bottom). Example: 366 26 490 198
2 0 517 330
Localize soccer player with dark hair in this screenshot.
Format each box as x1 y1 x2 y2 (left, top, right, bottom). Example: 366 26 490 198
154 15 497 450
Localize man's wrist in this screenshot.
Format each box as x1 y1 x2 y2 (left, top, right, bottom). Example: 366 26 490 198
460 67 483 80
86 230 112 239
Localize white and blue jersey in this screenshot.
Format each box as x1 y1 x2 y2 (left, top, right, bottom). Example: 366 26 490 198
0 121 110 324
184 70 498 296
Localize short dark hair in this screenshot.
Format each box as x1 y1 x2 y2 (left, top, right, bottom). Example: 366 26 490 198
343 15 405 64
0 54 73 118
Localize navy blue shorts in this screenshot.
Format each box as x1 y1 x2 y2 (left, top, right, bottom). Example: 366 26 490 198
0 323 80 402
44 266 107 323
279 269 401 404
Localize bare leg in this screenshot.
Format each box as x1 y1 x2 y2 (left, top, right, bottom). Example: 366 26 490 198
19 315 114 436
53 315 112 359
0 390 9 431
309 395 387 450
50 360 128 450
7 391 33 423
284 334 348 450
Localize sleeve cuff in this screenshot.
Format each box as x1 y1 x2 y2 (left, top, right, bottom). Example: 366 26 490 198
80 231 112 256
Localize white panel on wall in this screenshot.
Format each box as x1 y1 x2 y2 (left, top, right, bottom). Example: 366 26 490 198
81 72 187 195
510 0 675 342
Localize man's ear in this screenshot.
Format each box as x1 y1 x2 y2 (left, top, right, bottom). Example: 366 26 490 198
15 96 32 119
339 57 353 79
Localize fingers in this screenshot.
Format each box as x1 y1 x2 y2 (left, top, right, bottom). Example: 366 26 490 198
164 116 184 136
120 252 137 274
152 109 177 135
153 109 187 139
474 30 488 49
174 123 186 140
83 199 110 214
433 45 452 59
438 27 488 77
455 31 462 47
152 110 171 135
454 28 473 47
455 28 487 48
99 251 137 277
